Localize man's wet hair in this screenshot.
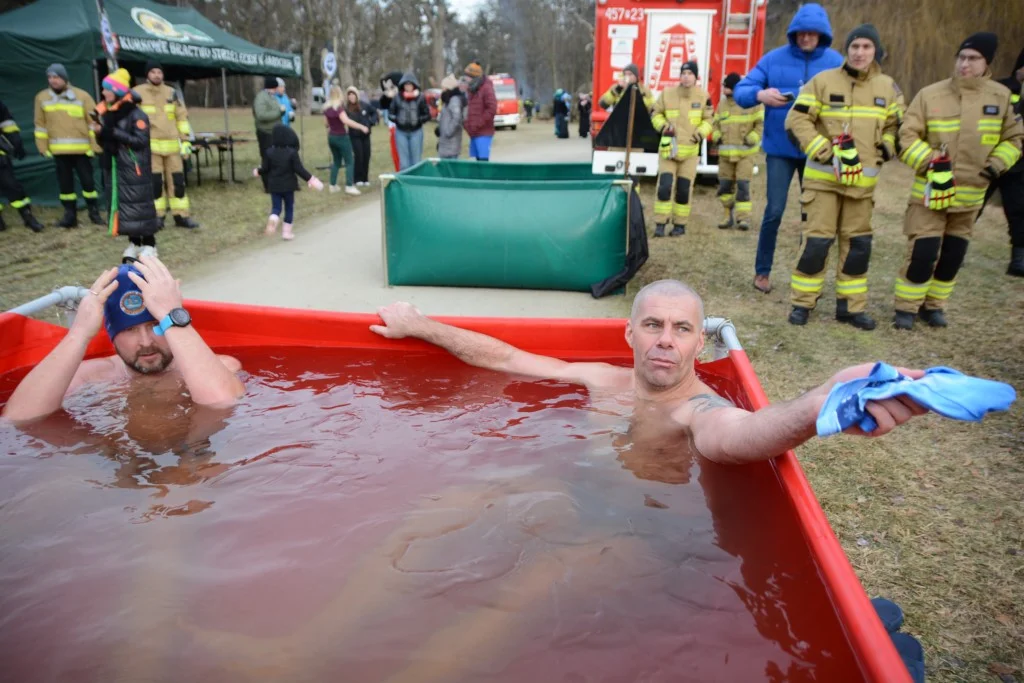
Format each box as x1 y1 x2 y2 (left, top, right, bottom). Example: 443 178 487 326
630 279 705 324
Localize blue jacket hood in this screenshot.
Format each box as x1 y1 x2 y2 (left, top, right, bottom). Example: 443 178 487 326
787 3 834 51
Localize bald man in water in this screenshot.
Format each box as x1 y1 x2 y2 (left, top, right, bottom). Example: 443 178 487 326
372 279 929 463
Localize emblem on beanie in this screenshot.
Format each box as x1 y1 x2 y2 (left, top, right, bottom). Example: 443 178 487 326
119 290 146 316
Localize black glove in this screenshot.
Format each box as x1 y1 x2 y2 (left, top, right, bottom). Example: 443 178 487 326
434 126 440 138
980 165 999 182
876 142 892 162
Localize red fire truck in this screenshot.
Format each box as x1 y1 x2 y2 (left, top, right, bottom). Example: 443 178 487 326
591 0 769 177
489 74 521 130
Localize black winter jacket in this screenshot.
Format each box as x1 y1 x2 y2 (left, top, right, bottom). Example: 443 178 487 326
347 103 376 139
96 92 159 237
257 124 312 193
388 73 431 132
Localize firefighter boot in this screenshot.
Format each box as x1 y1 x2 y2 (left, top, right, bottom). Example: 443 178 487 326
57 201 78 228
892 311 915 330
669 224 686 237
736 218 751 231
19 206 44 233
788 306 810 326
835 299 876 331
86 200 104 226
717 206 733 230
173 215 200 229
653 223 666 238
1008 247 1024 277
918 306 947 328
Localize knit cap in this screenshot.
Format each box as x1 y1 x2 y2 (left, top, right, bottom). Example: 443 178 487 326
464 62 483 78
957 32 997 64
680 61 698 78
845 24 885 61
46 63 68 82
104 264 156 341
102 68 132 97
723 72 741 90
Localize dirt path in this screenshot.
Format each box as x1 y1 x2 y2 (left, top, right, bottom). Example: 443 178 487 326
182 130 629 319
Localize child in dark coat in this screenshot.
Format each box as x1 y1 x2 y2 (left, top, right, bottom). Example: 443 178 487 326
253 124 323 240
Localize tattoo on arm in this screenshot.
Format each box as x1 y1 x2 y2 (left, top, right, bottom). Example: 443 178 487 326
687 393 735 414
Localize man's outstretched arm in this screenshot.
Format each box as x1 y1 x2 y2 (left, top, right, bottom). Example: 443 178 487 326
370 302 624 387
2 267 120 423
674 364 928 465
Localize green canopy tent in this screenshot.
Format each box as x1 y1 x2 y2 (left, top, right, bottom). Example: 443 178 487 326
0 0 302 207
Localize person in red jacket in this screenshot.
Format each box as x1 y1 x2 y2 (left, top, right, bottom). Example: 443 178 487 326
461 62 497 161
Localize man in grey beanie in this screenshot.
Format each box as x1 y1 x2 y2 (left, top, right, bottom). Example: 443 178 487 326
34 63 103 227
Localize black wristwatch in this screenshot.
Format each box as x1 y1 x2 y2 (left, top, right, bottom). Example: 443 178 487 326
153 307 191 336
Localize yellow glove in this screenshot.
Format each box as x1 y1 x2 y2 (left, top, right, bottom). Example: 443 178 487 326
831 133 863 186
711 129 722 144
924 154 955 211
180 140 193 156
659 136 673 159
744 131 760 147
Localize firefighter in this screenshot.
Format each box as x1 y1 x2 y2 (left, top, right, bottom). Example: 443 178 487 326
711 72 764 231
0 99 44 232
137 61 199 229
650 61 713 237
784 24 902 330
34 63 103 228
598 64 655 112
893 33 1023 329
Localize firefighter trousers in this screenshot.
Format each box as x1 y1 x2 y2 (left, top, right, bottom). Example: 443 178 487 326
0 160 31 210
152 152 189 217
653 156 697 226
894 203 978 313
982 171 1024 248
54 154 98 207
717 156 754 223
790 189 874 313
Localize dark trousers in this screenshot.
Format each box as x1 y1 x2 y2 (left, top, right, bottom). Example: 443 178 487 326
0 161 29 208
271 191 295 223
256 130 273 189
53 154 97 204
981 171 1024 248
129 234 156 246
351 135 371 184
755 155 805 276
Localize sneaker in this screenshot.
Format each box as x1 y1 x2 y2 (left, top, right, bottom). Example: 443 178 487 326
753 275 772 293
138 245 158 259
359 181 371 187
329 185 341 193
893 311 915 330
788 306 810 326
265 214 279 235
918 306 947 328
344 186 361 196
122 243 140 262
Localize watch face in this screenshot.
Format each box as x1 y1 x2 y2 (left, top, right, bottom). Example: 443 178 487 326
169 308 191 326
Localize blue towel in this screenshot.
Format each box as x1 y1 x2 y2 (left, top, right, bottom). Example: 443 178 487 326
816 362 1016 436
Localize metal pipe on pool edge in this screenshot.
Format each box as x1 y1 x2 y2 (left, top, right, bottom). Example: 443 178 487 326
703 316 742 360
7 286 90 318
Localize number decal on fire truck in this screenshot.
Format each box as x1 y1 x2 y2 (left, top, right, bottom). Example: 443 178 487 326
604 7 645 22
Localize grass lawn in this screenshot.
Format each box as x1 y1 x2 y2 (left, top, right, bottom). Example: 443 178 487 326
626 161 1023 682
0 107 480 313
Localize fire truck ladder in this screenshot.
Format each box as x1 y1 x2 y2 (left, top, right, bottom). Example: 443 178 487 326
722 0 757 76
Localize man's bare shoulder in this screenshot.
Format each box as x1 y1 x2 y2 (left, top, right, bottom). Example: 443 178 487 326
64 356 124 396
567 362 633 390
670 384 741 427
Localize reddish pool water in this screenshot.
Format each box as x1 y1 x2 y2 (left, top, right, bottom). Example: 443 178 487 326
0 348 862 682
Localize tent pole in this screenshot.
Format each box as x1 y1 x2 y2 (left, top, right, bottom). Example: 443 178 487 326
92 61 101 101
221 68 229 136
299 78 305 149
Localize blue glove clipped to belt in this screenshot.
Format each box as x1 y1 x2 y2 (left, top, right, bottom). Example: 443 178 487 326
816 362 1016 437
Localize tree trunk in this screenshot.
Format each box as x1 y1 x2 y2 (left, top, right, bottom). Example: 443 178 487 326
431 1 447 83
338 0 355 88
301 34 314 115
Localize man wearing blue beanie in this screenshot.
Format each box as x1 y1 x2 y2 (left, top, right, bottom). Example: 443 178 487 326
2 255 244 422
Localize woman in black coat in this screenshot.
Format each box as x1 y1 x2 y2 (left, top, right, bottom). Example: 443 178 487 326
93 69 160 262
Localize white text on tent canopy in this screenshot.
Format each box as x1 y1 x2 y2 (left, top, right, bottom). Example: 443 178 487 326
119 35 298 73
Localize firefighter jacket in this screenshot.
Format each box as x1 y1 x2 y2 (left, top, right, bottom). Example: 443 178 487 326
651 85 713 160
136 82 192 156
785 61 901 199
899 70 1024 212
0 100 25 159
599 82 655 111
712 96 764 159
33 86 98 156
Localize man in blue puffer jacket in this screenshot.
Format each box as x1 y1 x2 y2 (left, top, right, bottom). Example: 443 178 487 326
734 3 843 294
